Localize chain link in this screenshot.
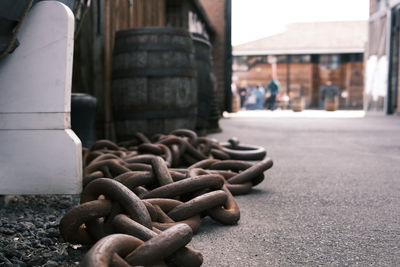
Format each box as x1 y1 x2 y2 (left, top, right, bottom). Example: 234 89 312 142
60 129 273 266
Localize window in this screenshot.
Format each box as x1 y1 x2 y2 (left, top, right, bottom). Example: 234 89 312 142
319 55 340 70
276 55 287 64
247 56 268 69
341 53 363 63
233 56 249 71
291 55 311 64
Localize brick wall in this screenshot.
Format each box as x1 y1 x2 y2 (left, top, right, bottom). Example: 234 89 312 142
199 0 229 112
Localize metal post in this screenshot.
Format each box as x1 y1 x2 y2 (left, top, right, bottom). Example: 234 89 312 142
225 0 232 112
286 55 291 95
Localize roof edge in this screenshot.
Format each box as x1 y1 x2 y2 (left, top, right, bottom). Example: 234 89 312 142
233 48 365 56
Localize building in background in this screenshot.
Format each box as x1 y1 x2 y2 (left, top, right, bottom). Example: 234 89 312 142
367 0 400 114
233 21 367 109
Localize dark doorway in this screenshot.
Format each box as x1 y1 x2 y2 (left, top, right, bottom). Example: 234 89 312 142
388 5 400 114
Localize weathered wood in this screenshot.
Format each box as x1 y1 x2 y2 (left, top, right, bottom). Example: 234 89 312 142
74 0 169 139
157 0 165 26
104 0 114 139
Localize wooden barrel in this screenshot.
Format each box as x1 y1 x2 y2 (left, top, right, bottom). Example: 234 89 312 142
191 33 215 130
291 97 305 112
111 27 198 141
324 95 339 111
231 94 240 113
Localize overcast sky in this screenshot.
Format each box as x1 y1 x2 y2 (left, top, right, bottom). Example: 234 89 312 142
232 0 370 46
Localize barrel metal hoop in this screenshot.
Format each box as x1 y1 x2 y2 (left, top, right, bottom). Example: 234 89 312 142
113 106 197 120
116 27 191 38
112 67 197 78
114 43 193 54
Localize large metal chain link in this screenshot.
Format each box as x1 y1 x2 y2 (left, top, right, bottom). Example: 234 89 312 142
60 129 273 266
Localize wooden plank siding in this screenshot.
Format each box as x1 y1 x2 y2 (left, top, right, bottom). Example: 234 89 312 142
72 0 167 140
102 0 166 139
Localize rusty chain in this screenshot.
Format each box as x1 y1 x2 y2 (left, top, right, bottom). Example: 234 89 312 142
60 129 273 266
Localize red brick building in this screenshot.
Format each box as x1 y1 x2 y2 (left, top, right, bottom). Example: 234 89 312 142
233 21 367 109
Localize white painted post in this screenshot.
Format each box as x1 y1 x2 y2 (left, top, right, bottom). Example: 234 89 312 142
0 1 82 194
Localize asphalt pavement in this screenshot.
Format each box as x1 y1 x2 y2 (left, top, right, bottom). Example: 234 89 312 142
190 110 400 266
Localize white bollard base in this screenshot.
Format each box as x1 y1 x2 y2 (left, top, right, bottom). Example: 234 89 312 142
0 129 82 194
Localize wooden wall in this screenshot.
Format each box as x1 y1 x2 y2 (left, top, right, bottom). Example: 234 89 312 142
342 62 364 108
318 62 363 108
107 0 166 55
73 0 167 139
285 63 314 106
234 63 314 107
104 0 166 139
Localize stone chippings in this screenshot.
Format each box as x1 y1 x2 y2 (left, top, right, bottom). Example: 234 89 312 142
0 195 85 266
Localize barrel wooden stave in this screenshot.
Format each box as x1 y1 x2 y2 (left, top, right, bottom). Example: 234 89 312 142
111 27 198 140
192 33 215 130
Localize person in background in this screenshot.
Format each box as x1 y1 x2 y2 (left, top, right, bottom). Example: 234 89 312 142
255 84 265 109
245 86 257 110
266 77 280 110
238 85 248 108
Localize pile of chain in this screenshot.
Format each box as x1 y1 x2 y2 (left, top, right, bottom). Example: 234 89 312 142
60 129 273 266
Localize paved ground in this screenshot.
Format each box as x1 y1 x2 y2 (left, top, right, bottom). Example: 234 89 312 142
191 110 400 266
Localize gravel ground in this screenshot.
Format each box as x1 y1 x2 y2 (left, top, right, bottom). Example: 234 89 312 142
0 195 86 266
